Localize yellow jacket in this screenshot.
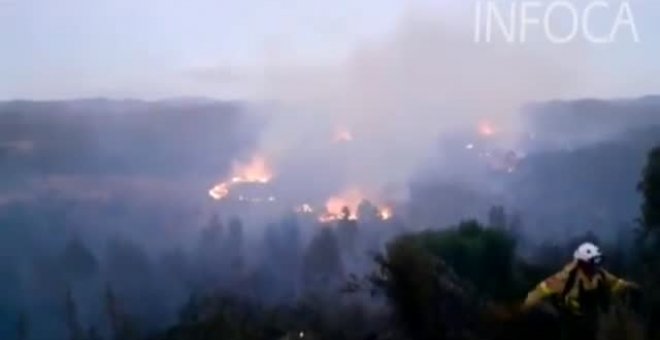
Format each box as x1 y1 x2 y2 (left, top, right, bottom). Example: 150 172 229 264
523 260 636 314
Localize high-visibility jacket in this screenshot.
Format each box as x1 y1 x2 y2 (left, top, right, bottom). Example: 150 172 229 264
523 260 635 315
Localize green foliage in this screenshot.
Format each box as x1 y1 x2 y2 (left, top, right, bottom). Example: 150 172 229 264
157 294 384 340
303 228 344 291
371 230 483 340
413 220 519 300
60 238 99 281
637 145 660 339
639 145 660 234
105 286 140 340
372 236 442 339
16 311 29 340
158 296 271 340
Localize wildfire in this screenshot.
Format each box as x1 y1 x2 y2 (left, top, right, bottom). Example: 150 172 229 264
379 207 393 220
208 183 230 200
333 127 353 143
478 120 496 137
317 189 392 223
208 156 274 200
320 189 362 221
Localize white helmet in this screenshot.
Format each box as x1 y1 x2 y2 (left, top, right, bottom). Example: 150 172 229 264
574 242 603 264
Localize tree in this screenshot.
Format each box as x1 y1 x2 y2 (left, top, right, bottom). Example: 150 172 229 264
302 228 344 292
259 215 302 302
60 237 98 282
64 287 84 340
201 214 224 248
196 215 225 285
418 220 519 300
226 217 245 279
369 234 480 340
488 206 507 229
336 206 359 257
639 145 660 234
16 311 29 340
357 200 381 225
637 145 660 339
104 285 138 340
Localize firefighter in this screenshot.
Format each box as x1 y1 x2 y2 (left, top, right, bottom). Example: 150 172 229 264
521 242 639 340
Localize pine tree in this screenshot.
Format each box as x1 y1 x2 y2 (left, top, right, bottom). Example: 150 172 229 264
64 287 84 340
16 311 29 340
639 146 660 234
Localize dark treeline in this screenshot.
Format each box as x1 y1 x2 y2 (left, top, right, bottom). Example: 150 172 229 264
0 99 260 181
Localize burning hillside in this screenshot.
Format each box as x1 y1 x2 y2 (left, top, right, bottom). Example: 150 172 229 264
209 157 394 223
208 156 274 200
332 127 354 143
318 189 392 223
478 120 497 137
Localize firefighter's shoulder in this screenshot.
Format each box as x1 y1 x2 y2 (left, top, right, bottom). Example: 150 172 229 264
543 261 576 292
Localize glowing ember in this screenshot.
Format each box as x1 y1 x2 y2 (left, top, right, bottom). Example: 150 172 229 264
379 207 393 220
333 127 354 143
478 121 496 137
208 183 230 200
208 155 274 200
318 189 392 223
318 214 339 223
321 189 362 221
229 156 273 184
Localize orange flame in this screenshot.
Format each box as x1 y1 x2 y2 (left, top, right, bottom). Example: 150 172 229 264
208 182 230 200
318 189 392 223
333 127 353 143
323 189 362 221
478 120 496 137
379 207 393 220
208 155 273 200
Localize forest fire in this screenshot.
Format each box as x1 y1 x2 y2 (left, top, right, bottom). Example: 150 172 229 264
478 120 496 137
379 207 393 220
333 127 354 143
208 156 274 200
209 157 393 223
317 189 392 223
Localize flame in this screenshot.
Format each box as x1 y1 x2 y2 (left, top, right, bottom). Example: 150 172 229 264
379 207 392 220
320 189 362 221
208 155 273 200
317 189 392 223
229 156 273 184
478 121 496 137
333 127 353 143
208 182 230 200
317 214 339 223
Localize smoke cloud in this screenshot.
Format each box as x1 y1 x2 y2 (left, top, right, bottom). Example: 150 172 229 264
189 7 597 193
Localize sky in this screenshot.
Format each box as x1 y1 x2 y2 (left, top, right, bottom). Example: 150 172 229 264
0 0 403 98
2 0 659 101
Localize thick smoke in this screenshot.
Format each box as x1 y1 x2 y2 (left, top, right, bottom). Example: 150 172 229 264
223 8 594 191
